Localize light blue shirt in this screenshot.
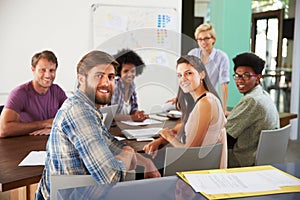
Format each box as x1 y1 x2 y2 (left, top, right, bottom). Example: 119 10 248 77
188 48 230 90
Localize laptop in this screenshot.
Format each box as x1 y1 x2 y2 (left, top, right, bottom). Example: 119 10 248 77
99 105 118 129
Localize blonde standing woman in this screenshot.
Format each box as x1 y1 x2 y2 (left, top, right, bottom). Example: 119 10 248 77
188 23 230 116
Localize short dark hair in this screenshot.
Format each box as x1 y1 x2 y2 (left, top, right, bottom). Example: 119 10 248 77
114 49 145 76
77 50 119 76
31 50 58 68
233 52 265 74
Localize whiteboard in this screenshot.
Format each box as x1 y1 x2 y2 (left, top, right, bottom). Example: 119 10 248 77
91 4 181 113
92 4 179 52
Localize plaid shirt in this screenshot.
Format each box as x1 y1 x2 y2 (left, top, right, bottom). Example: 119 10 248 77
110 78 138 114
35 89 127 200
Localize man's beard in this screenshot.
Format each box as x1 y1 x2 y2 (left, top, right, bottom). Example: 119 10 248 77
85 85 112 105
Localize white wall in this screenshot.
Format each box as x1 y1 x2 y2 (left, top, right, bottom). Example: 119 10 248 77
0 0 182 113
0 0 93 101
290 0 300 139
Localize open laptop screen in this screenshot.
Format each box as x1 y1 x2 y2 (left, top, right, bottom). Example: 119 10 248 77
99 105 118 129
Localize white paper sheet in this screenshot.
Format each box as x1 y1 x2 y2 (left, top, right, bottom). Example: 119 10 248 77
136 138 154 141
19 151 46 166
121 118 162 126
149 114 169 121
114 136 126 141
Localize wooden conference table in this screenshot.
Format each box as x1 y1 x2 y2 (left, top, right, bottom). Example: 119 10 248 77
279 112 297 128
0 118 177 200
0 112 297 199
0 135 48 199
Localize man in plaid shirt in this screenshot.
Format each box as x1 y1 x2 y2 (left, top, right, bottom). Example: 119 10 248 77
35 50 160 200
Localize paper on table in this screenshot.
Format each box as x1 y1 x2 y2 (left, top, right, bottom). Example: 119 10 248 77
149 114 169 121
168 110 182 116
19 151 46 166
136 138 154 141
114 136 126 141
121 118 162 126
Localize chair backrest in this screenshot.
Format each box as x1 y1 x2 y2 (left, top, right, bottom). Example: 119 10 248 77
163 143 223 176
50 172 135 200
255 124 291 166
51 175 97 200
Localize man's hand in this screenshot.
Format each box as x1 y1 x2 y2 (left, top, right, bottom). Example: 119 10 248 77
29 128 51 136
161 98 177 112
143 158 161 179
115 146 137 171
123 146 137 170
135 152 161 179
143 139 161 158
131 110 149 122
166 97 177 104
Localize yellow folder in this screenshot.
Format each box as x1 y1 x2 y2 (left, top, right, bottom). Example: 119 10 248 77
177 165 300 199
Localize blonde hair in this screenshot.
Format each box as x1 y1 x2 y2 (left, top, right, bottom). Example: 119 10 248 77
194 23 216 41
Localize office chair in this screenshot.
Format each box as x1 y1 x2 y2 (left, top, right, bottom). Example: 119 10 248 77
50 172 136 200
50 175 97 200
163 143 223 176
255 124 291 166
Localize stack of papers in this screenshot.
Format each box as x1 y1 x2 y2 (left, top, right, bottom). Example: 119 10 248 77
122 127 162 139
177 165 300 199
157 110 182 119
149 114 169 121
121 118 162 126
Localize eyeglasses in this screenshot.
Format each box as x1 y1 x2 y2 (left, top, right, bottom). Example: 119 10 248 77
233 72 258 80
196 37 211 42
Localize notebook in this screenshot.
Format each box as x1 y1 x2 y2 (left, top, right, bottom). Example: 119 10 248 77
99 105 118 129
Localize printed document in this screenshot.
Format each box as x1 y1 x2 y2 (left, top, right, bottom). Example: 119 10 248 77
184 169 300 195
